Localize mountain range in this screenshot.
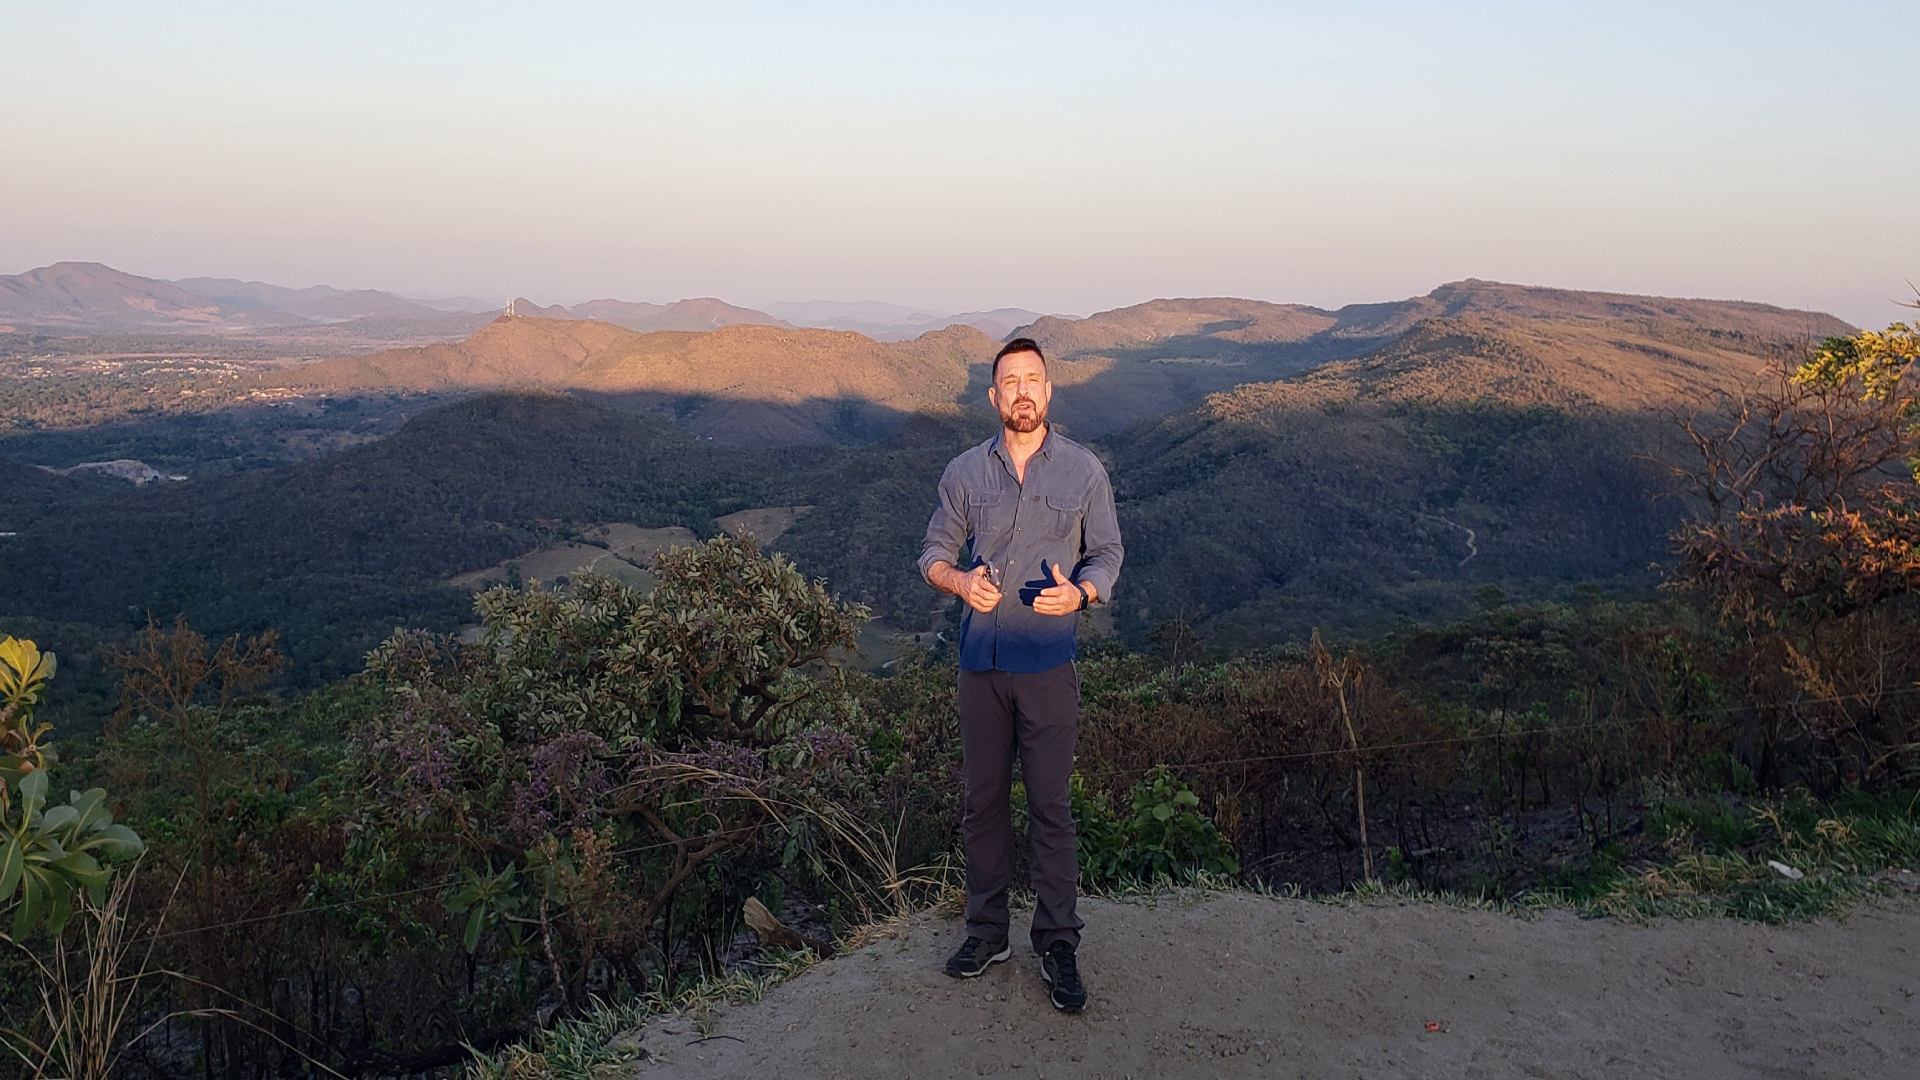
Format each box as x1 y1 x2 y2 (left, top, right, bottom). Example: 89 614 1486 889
761 301 1050 341
0 273 1860 686
503 296 791 333
250 317 1001 445
0 261 1048 342
433 298 1053 340
0 263 232 330
216 279 1850 445
0 263 484 331
172 277 463 321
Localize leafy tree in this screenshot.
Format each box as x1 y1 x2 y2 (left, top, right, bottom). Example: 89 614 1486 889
107 618 283 875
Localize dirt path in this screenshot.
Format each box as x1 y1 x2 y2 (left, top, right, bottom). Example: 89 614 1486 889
629 889 1919 1079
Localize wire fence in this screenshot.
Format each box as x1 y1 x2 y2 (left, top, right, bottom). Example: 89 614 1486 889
113 680 1920 945
1100 680 1920 778
133 827 759 947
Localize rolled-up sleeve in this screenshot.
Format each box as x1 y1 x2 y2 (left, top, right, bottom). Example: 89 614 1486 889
1073 466 1123 601
918 460 970 584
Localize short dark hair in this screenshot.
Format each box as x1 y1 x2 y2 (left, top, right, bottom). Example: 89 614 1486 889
992 338 1047 383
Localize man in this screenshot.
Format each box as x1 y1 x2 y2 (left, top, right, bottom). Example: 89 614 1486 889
919 337 1123 1013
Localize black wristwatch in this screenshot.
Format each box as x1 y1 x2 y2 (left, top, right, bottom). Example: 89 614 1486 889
1073 582 1090 611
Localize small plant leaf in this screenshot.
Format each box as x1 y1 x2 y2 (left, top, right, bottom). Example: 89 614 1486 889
465 905 486 953
0 837 21 899
19 768 48 818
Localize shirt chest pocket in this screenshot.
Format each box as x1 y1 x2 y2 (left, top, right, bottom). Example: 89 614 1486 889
1044 494 1083 539
968 490 1011 536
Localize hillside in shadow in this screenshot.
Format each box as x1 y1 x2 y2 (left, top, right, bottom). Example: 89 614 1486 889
176 278 1852 447
0 279 1863 688
1092 296 1844 645
796 289 1847 643
1 394 833 680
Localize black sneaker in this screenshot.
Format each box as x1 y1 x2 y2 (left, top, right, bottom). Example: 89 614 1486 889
945 936 1011 978
1040 942 1087 1012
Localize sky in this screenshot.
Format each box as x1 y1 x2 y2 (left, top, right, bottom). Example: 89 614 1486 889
2 1 1914 325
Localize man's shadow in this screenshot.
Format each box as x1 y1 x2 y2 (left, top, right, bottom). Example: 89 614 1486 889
1016 560 1063 609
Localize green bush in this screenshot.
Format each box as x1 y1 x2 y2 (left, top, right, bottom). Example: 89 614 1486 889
351 535 874 1007
1075 768 1238 887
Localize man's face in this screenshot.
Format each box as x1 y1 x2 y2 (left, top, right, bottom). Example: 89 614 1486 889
988 351 1051 434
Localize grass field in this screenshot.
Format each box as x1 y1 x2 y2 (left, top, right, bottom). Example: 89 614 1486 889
716 504 812 545
447 524 699 590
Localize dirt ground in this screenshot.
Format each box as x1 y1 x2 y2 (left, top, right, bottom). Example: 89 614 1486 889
628 888 1920 1079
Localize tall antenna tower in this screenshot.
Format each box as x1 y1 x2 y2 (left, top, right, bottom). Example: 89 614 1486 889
503 297 517 318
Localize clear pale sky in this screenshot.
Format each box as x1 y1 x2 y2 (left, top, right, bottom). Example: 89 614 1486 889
3 1 1913 325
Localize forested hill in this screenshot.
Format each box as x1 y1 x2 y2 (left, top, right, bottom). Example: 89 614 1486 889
0 279 1859 694
1094 295 1842 645
1007 280 1849 435
802 286 1854 644
2 394 835 681
1016 280 1852 366
246 316 1000 445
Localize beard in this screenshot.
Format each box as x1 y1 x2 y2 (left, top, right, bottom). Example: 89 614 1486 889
1000 396 1046 433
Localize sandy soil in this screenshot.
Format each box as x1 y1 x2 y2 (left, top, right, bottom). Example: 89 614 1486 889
628 888 1920 1079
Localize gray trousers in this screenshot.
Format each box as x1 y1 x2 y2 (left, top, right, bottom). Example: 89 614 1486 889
957 662 1083 955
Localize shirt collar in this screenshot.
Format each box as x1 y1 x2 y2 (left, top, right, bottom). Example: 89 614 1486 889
992 424 1053 463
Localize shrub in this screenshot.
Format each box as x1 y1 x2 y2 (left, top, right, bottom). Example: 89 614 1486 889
1671 325 1920 785
351 536 874 1008
1076 769 1238 887
1 636 142 938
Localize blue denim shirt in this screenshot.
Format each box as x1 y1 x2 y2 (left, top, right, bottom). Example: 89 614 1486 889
919 427 1124 673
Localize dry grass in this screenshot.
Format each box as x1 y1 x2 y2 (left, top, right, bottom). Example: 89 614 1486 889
463 950 818 1080
3 871 153 1080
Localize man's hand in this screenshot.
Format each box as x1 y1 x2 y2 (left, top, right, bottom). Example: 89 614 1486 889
1033 563 1093 616
931 561 1002 614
